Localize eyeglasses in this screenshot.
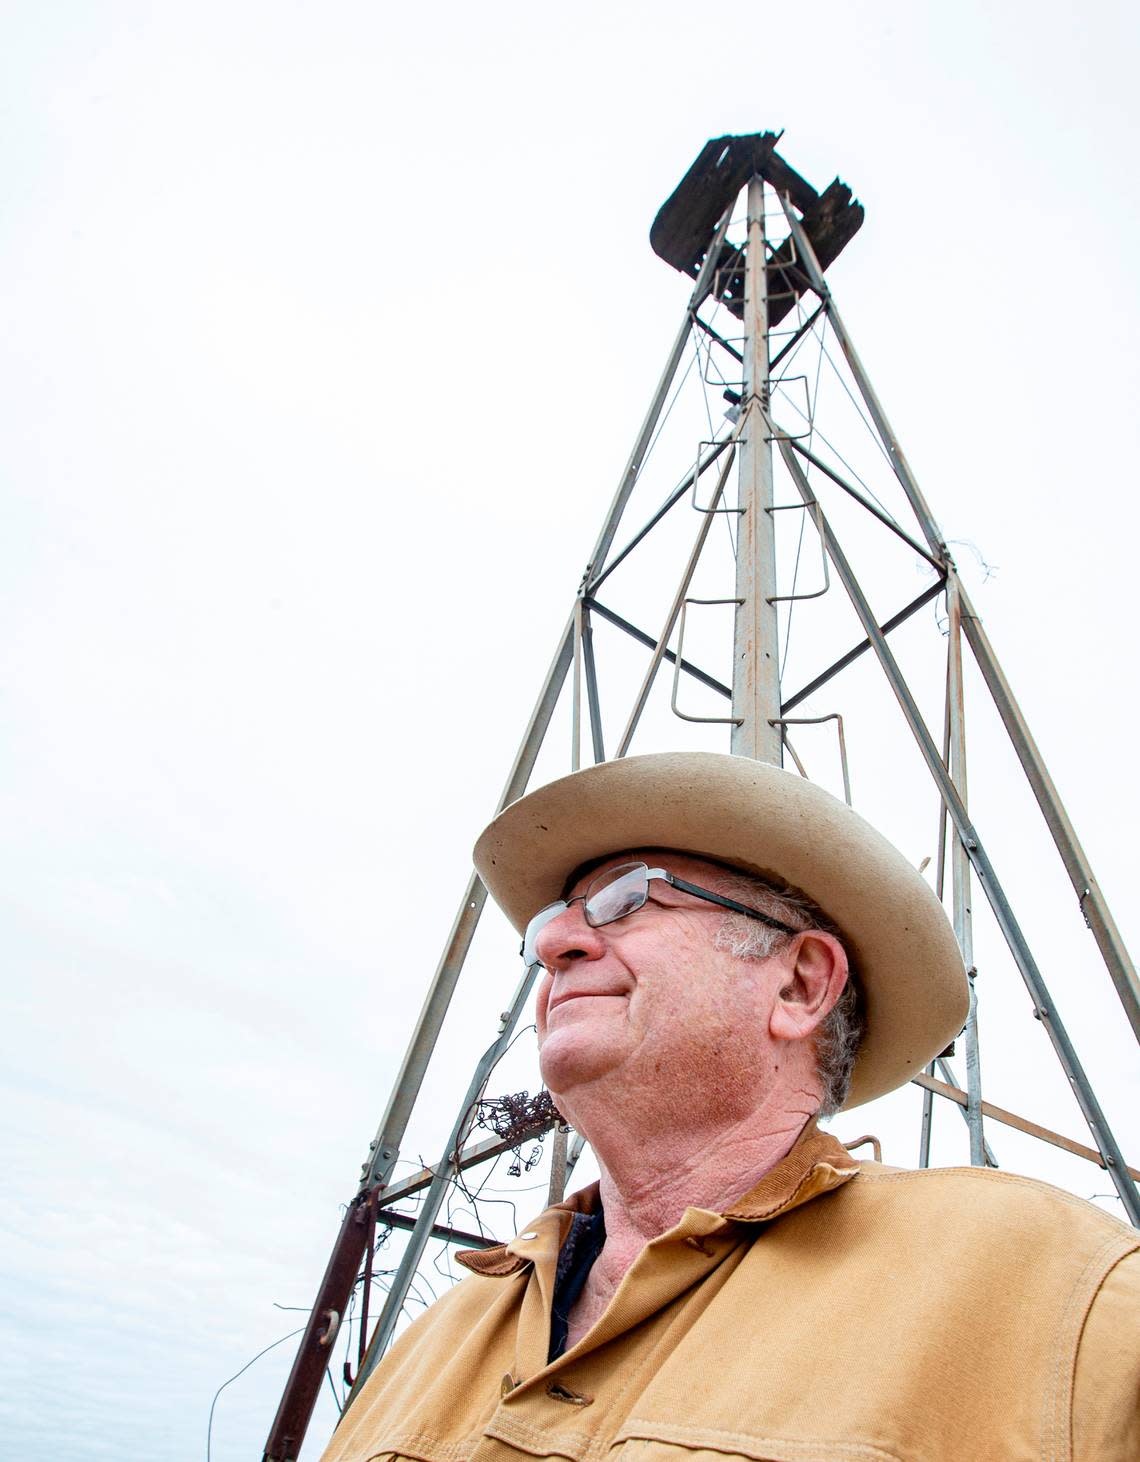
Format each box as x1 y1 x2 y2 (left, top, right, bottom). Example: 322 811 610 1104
521 860 799 967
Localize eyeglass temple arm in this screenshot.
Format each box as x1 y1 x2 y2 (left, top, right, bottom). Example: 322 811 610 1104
664 873 798 936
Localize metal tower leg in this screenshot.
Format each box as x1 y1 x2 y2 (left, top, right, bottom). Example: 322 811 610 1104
343 962 541 1405
778 436 1140 1225
779 195 1140 1045
732 176 782 763
266 152 1140 1461
262 205 737 1462
947 581 985 1166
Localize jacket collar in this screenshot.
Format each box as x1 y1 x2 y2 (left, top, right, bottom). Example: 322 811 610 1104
456 1122 860 1277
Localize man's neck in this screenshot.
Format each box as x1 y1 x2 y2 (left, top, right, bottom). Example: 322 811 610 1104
594 1103 812 1247
580 1079 817 1257
559 1097 818 1351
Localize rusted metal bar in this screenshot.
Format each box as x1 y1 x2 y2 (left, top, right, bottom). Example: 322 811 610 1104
913 1072 1140 1181
767 501 830 602
263 620 575 1460
936 1055 998 1167
343 965 541 1410
261 1198 372 1460
381 1123 558 1208
375 1210 499 1250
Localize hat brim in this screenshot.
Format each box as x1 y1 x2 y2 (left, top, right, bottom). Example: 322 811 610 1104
473 751 967 1110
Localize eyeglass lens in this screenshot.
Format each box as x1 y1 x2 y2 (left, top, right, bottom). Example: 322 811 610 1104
521 861 651 966
584 862 650 924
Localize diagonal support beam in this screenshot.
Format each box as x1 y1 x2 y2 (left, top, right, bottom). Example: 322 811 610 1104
584 205 735 585
779 578 945 714
956 586 1140 1044
780 194 1140 1047
778 434 1140 1226
585 599 732 699
913 1072 1140 1181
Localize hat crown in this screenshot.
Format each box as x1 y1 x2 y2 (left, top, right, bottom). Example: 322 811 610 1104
474 751 967 1110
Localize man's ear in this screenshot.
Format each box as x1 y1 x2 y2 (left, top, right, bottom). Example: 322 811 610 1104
768 932 849 1044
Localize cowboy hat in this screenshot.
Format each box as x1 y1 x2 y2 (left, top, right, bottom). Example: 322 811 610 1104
473 750 967 1109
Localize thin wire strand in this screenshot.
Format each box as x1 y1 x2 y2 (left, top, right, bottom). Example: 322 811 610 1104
771 388 900 525
206 1327 306 1461
377 1018 542 1323
779 304 828 679
818 334 897 474
641 346 697 469
325 1364 343 1415
701 294 742 562
692 331 717 439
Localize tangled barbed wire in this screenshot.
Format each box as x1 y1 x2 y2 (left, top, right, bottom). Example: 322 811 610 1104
475 1088 563 1143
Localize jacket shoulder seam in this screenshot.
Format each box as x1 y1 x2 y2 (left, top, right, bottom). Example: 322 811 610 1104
854 1165 1139 1233
1041 1233 1138 1462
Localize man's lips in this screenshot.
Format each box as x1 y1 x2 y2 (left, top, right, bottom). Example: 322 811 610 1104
547 987 627 1013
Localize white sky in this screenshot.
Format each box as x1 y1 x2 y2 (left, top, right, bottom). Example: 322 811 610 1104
2 4 1139 1459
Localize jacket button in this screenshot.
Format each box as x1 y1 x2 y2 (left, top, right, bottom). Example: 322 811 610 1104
500 1373 517 1397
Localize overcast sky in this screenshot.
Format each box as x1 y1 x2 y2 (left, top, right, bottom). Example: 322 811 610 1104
3 4 1139 1459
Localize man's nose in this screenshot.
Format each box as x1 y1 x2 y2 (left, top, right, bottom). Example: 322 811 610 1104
533 902 608 971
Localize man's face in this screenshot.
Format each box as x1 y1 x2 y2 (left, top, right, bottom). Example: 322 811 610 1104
533 849 794 1127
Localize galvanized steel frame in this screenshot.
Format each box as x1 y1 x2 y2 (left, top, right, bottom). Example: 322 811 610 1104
780 198 1140 1047
777 434 1140 1224
264 164 1139 1461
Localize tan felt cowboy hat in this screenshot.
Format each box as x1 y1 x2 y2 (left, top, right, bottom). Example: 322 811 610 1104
473 750 968 1110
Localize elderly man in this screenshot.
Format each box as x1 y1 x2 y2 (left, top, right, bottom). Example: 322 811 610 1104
325 752 1139 1462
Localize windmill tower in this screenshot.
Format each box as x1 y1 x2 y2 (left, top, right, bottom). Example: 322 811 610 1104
262 132 1139 1461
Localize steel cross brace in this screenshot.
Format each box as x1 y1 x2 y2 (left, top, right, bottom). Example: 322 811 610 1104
779 194 1140 1048
778 434 1140 1226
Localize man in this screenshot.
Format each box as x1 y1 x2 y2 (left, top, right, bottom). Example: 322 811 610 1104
325 751 1139 1462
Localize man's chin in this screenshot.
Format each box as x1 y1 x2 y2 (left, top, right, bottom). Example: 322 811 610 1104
538 1028 623 1106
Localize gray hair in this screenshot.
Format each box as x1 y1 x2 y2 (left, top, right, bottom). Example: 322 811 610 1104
710 867 864 1117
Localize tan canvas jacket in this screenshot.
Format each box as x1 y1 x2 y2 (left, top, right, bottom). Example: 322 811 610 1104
323 1126 1140 1462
